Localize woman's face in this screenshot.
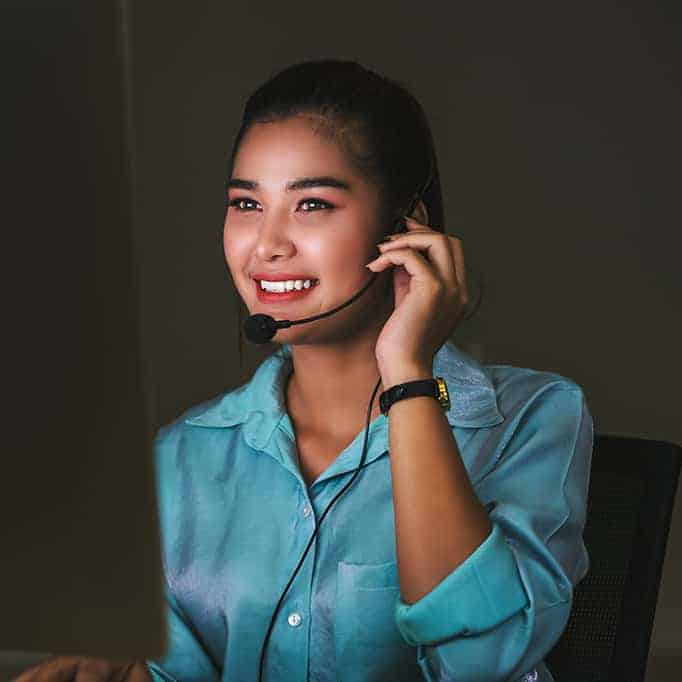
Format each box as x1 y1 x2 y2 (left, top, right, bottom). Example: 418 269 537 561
223 115 392 345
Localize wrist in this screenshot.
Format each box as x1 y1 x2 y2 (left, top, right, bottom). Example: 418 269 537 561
380 364 433 389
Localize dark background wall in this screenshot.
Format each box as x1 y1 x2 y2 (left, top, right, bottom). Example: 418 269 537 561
129 0 681 676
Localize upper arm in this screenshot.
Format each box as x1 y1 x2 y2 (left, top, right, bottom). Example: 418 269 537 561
147 425 222 682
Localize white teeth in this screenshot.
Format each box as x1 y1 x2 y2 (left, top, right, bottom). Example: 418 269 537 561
259 278 315 292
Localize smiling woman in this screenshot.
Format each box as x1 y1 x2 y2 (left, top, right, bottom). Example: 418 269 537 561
15 55 593 682
222 113 396 346
149 59 590 682
221 64 457 380
22 59 593 682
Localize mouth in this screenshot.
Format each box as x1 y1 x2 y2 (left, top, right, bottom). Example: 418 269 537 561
254 278 320 303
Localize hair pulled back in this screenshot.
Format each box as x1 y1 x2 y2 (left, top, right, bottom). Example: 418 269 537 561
226 59 445 235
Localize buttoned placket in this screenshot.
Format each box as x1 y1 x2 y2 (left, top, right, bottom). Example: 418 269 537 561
269 409 392 681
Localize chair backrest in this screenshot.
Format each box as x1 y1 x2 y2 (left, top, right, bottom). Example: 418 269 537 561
546 434 682 682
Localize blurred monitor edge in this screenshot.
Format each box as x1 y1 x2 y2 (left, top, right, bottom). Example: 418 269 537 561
0 0 166 662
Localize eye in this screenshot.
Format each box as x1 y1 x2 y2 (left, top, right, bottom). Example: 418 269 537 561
226 197 335 213
227 197 260 212
299 198 335 212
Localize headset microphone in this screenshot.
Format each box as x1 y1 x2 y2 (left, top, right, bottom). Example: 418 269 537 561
243 271 380 344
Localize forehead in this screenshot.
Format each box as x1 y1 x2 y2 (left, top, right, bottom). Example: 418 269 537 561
234 115 359 177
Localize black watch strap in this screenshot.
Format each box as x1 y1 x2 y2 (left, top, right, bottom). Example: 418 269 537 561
379 377 451 415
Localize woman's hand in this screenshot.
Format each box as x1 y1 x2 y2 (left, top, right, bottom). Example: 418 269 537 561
366 216 469 384
13 656 152 682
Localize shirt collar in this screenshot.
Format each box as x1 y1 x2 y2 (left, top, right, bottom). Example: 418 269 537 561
184 340 504 449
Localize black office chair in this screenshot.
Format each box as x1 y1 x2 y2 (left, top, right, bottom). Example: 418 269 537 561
546 434 682 682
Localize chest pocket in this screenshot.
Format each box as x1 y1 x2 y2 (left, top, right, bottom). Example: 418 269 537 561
334 559 418 681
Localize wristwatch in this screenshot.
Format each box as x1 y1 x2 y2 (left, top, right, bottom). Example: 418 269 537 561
379 377 451 415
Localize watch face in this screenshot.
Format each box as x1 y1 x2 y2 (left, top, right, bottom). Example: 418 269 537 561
436 377 451 410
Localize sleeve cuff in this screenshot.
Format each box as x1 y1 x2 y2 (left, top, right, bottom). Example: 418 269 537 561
394 522 528 645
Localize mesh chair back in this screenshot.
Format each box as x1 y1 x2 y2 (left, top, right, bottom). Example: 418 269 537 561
546 434 681 682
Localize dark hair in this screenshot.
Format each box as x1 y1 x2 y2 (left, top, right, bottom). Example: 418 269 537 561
224 59 482 373
227 58 444 235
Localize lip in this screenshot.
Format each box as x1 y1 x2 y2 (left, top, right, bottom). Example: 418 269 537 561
254 279 319 303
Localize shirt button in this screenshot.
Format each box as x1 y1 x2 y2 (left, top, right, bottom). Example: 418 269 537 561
522 671 538 682
287 612 303 627
302 505 312 517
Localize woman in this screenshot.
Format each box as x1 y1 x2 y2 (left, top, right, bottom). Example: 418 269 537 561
17 59 593 682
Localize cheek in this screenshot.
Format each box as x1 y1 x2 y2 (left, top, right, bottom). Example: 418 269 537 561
223 228 246 264
222 236 247 289
222 232 232 263
317 234 367 265
222 221 233 252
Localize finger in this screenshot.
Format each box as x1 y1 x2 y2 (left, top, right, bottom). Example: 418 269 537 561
403 215 431 231
14 656 81 682
381 228 433 242
71 658 147 682
376 233 457 287
383 215 433 239
367 247 439 288
73 659 110 682
121 661 152 682
77 657 145 682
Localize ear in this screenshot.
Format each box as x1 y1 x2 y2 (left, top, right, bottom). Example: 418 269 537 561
409 199 430 226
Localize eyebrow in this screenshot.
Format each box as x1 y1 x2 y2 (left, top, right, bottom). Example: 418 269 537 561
226 176 353 193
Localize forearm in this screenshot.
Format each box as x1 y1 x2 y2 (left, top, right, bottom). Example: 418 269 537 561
383 366 492 606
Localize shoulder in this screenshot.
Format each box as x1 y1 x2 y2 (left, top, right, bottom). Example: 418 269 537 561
488 360 586 402
485 360 591 430
481 361 593 476
155 394 222 444
456 358 593 486
153 387 247 467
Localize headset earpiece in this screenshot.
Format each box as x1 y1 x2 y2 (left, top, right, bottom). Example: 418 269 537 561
386 158 435 238
391 217 407 235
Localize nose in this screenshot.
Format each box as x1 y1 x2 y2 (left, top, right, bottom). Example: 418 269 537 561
253 210 296 262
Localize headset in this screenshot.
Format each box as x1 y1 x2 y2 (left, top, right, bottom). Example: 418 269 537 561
236 159 435 682
243 159 435 344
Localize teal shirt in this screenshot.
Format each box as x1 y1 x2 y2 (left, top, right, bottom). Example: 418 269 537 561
146 340 593 682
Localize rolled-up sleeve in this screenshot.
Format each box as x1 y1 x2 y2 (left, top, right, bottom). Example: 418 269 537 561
394 383 594 681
